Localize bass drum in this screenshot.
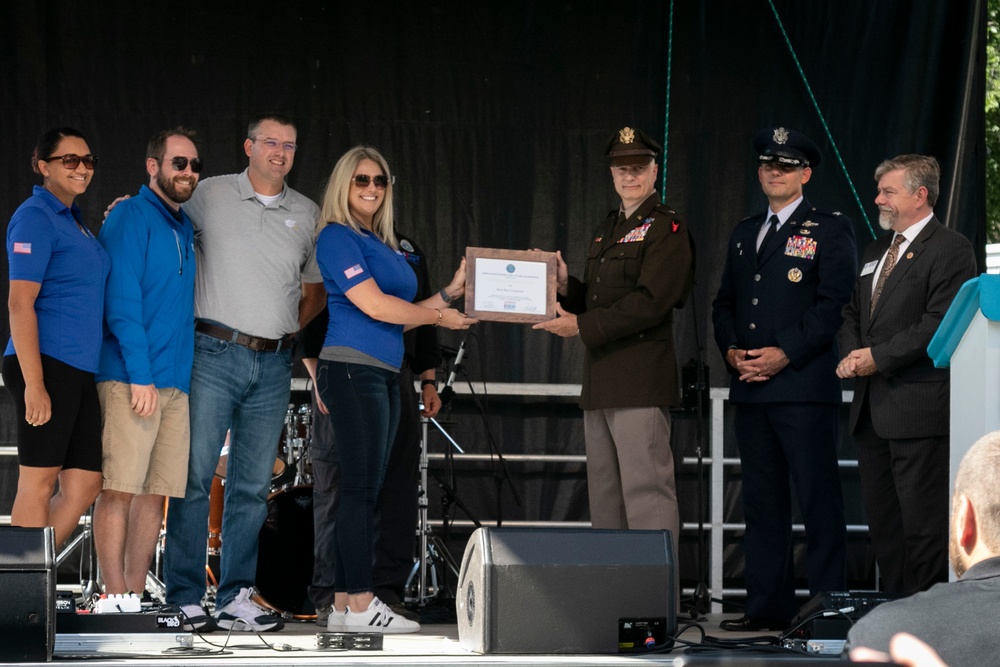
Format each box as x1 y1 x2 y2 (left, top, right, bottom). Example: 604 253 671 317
254 485 315 618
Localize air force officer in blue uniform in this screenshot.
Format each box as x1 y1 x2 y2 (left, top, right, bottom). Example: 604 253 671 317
712 128 857 631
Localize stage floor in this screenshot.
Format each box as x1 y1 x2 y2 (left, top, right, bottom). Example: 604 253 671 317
40 614 847 666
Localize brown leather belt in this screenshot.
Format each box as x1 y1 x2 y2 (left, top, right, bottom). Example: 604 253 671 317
195 321 293 352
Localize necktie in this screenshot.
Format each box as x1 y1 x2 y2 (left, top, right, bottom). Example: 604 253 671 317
870 233 905 315
757 214 779 258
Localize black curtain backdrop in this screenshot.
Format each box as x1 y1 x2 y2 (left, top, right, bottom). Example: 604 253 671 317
0 0 985 593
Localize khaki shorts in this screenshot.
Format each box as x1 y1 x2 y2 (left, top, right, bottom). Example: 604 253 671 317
97 381 190 497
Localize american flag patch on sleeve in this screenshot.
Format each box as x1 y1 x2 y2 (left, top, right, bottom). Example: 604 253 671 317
344 264 364 279
13 242 31 254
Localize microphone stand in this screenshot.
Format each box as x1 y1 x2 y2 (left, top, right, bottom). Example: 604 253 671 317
440 334 522 526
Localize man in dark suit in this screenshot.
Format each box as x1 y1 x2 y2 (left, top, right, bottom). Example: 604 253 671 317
837 154 978 596
712 127 857 630
845 430 1000 667
534 127 693 555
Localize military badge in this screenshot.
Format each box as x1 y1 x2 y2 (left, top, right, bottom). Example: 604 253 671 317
400 239 415 252
801 220 818 227
621 222 651 243
773 127 789 144
672 221 679 233
619 127 636 144
785 236 817 260
799 229 811 235
788 267 803 283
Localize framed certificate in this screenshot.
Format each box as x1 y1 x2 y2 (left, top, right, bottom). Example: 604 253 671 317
465 247 557 323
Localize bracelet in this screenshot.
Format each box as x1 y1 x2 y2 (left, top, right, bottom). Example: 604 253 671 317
421 379 436 389
439 288 453 304
433 309 442 327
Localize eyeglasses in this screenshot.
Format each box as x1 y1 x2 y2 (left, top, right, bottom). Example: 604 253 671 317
251 138 297 152
166 156 204 173
352 174 392 189
44 153 98 170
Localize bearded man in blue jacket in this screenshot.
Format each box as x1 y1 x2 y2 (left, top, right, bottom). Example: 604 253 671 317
92 128 201 596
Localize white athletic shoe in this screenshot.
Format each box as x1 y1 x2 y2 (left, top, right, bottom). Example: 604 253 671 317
343 596 420 634
213 587 283 632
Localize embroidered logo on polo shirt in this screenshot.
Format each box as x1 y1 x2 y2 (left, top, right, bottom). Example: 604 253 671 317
13 242 31 254
344 264 364 279
284 219 297 228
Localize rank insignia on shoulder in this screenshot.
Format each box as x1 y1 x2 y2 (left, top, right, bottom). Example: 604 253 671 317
400 239 415 252
785 236 817 259
788 267 803 282
621 222 651 243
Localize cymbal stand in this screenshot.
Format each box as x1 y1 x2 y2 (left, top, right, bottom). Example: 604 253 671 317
406 411 466 607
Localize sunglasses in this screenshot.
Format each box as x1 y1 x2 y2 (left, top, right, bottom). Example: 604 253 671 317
44 153 98 170
166 156 204 173
353 174 392 189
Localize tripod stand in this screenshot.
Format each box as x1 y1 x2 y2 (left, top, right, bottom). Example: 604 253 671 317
56 507 100 601
405 409 474 606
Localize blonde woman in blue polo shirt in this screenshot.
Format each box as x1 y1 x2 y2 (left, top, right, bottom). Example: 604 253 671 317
3 128 110 548
314 145 475 633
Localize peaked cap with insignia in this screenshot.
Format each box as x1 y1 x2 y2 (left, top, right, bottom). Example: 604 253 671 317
753 126 822 168
606 126 662 166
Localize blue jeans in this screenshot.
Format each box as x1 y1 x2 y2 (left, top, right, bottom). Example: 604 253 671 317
164 331 292 608
317 360 399 594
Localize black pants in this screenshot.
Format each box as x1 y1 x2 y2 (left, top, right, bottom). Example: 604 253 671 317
309 367 420 607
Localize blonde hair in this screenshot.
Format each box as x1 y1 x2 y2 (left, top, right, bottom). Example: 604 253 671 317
319 145 397 249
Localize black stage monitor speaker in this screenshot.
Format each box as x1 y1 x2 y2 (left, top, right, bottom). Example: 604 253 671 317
0 526 55 662
456 527 675 654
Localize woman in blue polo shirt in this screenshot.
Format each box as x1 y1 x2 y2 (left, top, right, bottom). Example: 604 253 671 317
314 145 475 633
3 127 111 548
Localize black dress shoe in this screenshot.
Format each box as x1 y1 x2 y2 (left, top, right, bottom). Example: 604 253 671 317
719 615 788 632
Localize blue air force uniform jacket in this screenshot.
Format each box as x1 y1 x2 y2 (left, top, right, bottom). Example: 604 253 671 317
712 198 857 404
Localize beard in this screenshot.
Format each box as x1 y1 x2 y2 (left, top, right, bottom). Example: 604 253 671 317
878 209 895 231
157 171 197 204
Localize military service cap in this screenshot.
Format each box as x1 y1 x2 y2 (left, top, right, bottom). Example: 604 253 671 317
753 126 822 168
606 126 662 166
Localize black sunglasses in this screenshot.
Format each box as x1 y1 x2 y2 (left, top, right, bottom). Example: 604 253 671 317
167 156 204 173
44 153 98 170
353 174 391 189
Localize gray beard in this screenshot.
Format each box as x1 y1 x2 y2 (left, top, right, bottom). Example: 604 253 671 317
878 212 893 231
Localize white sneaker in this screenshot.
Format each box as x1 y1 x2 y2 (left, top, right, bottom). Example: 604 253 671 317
344 596 420 634
325 605 347 631
179 603 216 632
213 587 283 632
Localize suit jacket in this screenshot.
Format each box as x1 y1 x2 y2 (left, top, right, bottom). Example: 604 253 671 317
837 216 977 438
562 192 693 410
844 556 1000 667
712 198 857 404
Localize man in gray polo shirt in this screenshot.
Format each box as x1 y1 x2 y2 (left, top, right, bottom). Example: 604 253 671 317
164 113 325 633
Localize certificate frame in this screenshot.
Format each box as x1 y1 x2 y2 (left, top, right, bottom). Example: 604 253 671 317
465 247 557 323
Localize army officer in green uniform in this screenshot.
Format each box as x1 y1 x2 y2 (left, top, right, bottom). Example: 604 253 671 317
535 127 693 553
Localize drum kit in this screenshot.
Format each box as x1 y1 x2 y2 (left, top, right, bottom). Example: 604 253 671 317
149 399 464 619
